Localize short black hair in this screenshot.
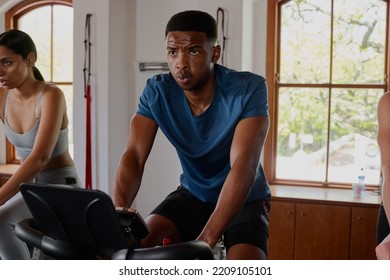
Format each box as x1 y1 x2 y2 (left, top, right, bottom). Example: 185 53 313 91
165 10 217 43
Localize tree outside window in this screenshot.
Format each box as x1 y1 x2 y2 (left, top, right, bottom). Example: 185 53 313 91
265 0 389 188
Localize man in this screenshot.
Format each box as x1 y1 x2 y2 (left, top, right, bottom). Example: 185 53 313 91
114 10 270 260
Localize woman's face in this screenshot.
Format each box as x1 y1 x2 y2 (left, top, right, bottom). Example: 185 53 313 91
0 46 31 89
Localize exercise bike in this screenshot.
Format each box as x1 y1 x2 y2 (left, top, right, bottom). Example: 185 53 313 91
15 183 214 260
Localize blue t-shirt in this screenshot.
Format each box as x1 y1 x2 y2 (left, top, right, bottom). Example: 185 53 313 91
137 64 270 203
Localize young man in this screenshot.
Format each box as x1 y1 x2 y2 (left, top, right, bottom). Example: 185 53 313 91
114 10 270 260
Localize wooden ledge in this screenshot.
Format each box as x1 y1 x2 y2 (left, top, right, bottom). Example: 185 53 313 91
0 164 19 175
270 185 381 207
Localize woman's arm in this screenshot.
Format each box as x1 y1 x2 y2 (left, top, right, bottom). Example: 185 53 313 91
378 92 390 224
376 91 390 259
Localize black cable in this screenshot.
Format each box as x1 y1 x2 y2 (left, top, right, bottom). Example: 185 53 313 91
83 14 92 98
216 7 226 65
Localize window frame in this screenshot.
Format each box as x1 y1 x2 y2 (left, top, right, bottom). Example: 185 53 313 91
264 0 390 189
4 0 73 164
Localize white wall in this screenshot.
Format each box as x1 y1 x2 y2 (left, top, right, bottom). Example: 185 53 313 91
72 0 136 198
0 0 267 218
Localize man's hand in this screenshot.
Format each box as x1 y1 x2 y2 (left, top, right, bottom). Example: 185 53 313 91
197 228 219 249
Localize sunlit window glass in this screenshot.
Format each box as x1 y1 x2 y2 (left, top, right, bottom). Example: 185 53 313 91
332 0 387 84
276 0 386 187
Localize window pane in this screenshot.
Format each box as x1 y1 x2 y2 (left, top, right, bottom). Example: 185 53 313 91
270 0 388 188
280 0 331 83
53 5 73 81
276 88 329 181
328 89 382 184
18 7 52 81
332 0 387 84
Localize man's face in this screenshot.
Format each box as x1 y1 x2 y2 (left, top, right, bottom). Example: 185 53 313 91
166 31 219 92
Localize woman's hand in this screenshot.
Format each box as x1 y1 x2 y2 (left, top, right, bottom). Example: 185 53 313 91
376 233 390 260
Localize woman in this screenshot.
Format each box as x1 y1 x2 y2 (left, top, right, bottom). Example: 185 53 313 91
376 91 390 260
0 29 81 259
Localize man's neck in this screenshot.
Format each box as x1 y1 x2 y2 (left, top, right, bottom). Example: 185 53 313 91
184 82 215 116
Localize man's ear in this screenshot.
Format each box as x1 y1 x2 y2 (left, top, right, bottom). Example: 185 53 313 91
212 45 221 63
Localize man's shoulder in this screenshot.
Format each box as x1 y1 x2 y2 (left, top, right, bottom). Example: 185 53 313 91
144 72 180 94
215 64 265 85
148 72 174 84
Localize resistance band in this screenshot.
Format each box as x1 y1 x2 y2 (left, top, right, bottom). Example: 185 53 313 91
83 14 92 189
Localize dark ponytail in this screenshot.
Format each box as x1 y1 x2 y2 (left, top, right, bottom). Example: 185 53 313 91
33 66 44 81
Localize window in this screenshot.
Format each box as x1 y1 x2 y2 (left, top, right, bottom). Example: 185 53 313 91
265 0 390 189
5 0 73 163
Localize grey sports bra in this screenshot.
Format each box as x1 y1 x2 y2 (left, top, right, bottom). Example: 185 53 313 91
3 83 69 161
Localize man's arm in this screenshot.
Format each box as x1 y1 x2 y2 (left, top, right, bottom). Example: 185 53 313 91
113 114 158 208
197 116 269 248
376 92 390 259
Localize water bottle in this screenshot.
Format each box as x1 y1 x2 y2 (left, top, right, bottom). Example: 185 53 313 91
352 168 366 197
358 168 366 193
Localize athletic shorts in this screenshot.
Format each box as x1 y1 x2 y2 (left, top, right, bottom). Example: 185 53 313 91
377 203 390 244
150 186 270 255
34 166 82 187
